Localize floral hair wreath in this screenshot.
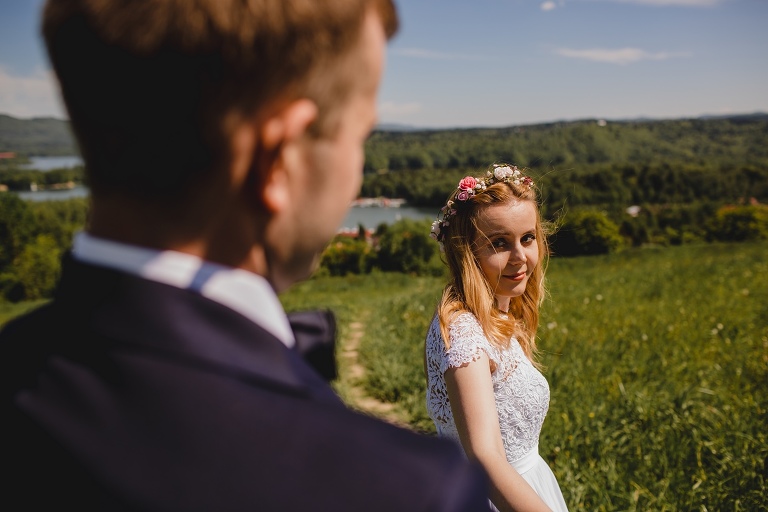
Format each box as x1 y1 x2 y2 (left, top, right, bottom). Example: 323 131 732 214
429 164 534 251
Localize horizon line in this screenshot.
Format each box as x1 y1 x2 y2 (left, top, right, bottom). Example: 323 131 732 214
2 110 767 133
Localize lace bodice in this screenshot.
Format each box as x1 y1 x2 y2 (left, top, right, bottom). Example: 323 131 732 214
425 312 550 464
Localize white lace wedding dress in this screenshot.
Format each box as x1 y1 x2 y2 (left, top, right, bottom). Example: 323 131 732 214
425 312 568 511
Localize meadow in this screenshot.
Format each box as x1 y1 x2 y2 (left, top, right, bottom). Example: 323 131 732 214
281 242 767 511
1 242 764 509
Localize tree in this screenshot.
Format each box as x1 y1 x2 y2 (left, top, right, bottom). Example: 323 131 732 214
619 217 650 247
706 204 768 242
319 237 372 276
375 218 440 274
4 234 62 301
550 210 624 256
0 194 35 270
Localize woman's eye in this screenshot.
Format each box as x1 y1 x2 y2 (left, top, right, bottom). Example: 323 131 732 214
521 233 536 244
491 238 507 248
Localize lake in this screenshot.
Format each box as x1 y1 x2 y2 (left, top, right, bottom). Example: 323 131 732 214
20 155 84 171
16 185 435 229
14 156 437 228
340 205 434 230
16 185 90 202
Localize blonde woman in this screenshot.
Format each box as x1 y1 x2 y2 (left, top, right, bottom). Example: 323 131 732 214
425 164 568 511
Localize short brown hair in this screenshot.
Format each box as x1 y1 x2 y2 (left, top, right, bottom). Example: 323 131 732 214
42 0 398 198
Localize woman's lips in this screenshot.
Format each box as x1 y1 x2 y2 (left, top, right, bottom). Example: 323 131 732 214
504 271 526 282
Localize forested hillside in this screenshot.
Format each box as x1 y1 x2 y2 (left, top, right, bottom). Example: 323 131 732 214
362 116 768 209
2 112 766 166
1 113 766 298
0 114 77 156
358 115 768 255
364 114 768 172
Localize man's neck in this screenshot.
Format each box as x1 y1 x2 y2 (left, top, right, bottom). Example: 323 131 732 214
87 196 271 278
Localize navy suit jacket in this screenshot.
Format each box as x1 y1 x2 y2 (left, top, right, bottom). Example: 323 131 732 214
1 256 488 511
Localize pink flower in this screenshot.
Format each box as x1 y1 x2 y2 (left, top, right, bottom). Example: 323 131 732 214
458 176 477 191
456 190 471 201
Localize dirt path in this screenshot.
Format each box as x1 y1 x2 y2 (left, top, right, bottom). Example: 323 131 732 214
338 321 411 429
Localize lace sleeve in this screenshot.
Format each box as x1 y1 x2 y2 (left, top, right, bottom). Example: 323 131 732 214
442 312 497 373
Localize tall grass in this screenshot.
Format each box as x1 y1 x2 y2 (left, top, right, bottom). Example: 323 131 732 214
537 243 767 510
2 243 763 509
280 272 443 408
282 242 767 510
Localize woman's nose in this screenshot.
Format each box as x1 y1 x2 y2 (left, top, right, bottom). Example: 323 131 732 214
507 242 525 264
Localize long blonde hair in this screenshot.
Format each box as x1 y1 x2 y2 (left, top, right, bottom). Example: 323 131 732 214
437 165 549 362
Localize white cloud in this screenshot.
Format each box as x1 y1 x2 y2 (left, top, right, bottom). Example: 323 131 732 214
554 47 691 65
0 67 66 119
391 48 493 61
539 0 720 12
378 101 422 117
583 0 722 6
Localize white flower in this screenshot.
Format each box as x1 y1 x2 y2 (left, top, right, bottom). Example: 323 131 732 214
430 220 441 240
493 165 514 181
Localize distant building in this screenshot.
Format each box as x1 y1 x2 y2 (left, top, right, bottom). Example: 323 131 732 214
0 152 17 159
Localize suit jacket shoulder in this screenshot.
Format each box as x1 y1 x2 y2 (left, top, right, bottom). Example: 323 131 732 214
1 258 488 511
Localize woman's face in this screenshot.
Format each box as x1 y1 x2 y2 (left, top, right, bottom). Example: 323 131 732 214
472 200 539 311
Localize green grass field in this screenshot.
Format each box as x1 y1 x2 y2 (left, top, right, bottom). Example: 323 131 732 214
282 242 767 511
2 242 764 510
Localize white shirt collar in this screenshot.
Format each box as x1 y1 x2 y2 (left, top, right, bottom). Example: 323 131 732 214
71 232 295 348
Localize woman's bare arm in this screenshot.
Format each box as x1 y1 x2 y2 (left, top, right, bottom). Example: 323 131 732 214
445 352 552 512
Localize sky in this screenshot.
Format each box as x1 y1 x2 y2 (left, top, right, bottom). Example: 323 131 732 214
1 0 766 129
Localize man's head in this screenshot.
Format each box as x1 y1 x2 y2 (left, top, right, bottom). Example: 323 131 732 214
42 0 397 199
256 5 391 290
42 0 398 290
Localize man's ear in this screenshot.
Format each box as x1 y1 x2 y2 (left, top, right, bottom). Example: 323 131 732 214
257 99 318 214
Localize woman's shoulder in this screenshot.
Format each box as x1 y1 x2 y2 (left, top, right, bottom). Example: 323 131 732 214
444 311 493 353
427 307 499 371
446 310 481 329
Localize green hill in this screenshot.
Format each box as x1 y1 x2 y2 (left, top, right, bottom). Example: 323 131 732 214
0 114 77 156
360 115 768 217
2 111 766 165
364 114 768 172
